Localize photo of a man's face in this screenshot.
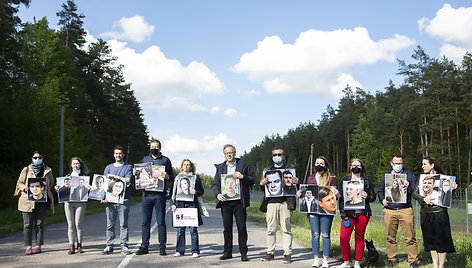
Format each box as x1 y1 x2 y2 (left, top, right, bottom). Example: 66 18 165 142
422 177 434 196
265 170 283 196
64 179 71 187
318 188 336 214
95 177 104 189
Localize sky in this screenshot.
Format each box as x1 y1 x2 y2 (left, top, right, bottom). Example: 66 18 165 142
18 1 472 175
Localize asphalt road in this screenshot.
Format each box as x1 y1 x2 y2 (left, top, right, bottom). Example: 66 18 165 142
0 201 344 267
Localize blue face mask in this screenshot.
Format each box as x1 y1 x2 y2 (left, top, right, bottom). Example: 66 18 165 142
33 158 43 165
272 156 283 165
392 164 403 173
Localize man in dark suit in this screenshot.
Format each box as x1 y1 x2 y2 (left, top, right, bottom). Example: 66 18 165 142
71 178 88 201
58 178 71 202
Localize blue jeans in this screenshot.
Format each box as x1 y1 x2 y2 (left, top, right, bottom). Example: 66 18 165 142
141 192 167 249
106 199 130 247
309 213 333 257
175 203 199 254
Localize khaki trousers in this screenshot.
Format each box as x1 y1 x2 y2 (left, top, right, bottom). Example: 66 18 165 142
266 202 292 255
383 207 418 263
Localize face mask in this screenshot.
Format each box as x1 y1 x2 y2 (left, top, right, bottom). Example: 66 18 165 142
150 149 160 156
272 156 283 165
315 165 325 172
351 166 361 174
392 164 403 173
33 158 43 165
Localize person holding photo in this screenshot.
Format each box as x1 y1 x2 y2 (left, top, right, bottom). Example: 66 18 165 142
213 144 254 262
299 189 316 213
338 158 376 268
176 177 192 200
15 150 54 255
102 145 133 255
282 170 297 196
223 175 239 199
58 177 71 202
412 155 457 268
260 147 299 264
54 157 90 254
28 179 47 202
439 178 452 206
300 156 337 268
377 153 418 267
171 159 204 258
89 176 106 200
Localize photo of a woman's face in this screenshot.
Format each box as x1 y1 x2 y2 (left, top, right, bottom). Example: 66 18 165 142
181 179 189 191
392 179 398 188
113 181 123 196
346 183 357 198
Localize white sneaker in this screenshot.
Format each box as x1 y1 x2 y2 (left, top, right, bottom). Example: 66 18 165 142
174 252 182 257
312 257 319 267
192 253 200 258
339 263 351 268
354 263 361 268
322 258 329 268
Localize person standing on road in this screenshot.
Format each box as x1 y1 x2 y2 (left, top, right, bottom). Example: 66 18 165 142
171 159 204 258
136 139 174 256
412 155 456 268
15 150 55 255
377 153 418 267
260 147 299 264
101 145 133 255
302 156 337 268
213 144 254 262
55 157 90 255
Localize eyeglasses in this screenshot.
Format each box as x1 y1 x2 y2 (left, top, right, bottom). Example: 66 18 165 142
272 153 282 157
33 156 43 159
225 152 235 155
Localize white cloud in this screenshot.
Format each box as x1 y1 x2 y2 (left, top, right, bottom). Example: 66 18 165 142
101 15 154 43
419 4 472 61
106 40 226 112
239 89 262 96
232 27 415 96
223 108 238 117
330 73 363 98
82 30 97 51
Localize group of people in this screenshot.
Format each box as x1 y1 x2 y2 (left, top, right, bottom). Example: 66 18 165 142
15 144 457 268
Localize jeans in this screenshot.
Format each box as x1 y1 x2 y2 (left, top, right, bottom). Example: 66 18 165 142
309 213 334 257
106 199 130 247
141 192 167 249
22 202 47 247
64 202 86 244
221 200 248 255
175 203 199 254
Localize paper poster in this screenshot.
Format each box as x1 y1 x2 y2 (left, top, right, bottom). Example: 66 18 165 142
173 208 198 227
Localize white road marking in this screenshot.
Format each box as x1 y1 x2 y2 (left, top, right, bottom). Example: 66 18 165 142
117 203 171 268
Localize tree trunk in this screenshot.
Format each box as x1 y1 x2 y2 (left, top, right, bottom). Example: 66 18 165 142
455 107 462 188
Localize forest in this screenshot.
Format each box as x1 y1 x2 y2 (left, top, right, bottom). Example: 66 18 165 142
1 0 149 207
242 48 472 188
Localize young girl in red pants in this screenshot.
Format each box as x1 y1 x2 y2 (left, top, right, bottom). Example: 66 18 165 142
338 158 376 268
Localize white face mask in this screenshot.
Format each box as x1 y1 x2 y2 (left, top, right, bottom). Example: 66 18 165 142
33 158 43 165
392 164 403 173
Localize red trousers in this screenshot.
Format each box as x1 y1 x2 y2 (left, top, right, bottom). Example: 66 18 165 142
340 213 370 261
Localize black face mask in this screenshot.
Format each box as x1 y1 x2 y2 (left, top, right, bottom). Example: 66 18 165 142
315 165 325 172
351 166 361 174
150 148 160 156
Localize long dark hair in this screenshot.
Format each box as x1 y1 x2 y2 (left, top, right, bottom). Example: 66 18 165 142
423 155 445 174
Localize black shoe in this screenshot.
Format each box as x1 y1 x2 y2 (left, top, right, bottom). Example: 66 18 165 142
241 254 249 261
219 253 232 260
135 247 149 255
159 248 167 256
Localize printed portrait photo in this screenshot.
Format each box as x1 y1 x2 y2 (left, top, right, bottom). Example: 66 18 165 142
343 180 365 210
317 186 337 215
89 174 108 201
27 177 47 202
282 169 297 196
438 175 455 208
175 174 196 202
134 162 153 190
384 174 407 203
69 176 90 202
151 165 166 192
221 174 241 201
106 178 126 204
263 169 284 197
419 174 440 205
56 176 70 203
299 184 318 213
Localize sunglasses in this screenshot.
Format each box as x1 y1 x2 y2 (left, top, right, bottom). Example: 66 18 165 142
33 156 43 160
272 153 282 157
423 155 430 159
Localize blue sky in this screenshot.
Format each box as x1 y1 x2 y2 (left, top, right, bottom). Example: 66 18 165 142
19 1 472 175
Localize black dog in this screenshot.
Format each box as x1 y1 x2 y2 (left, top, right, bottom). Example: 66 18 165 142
365 239 379 267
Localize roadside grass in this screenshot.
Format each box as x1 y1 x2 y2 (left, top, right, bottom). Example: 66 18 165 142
202 193 472 267
0 196 141 237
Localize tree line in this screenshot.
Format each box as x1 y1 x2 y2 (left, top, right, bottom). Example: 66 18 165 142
1 0 149 208
242 47 472 189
